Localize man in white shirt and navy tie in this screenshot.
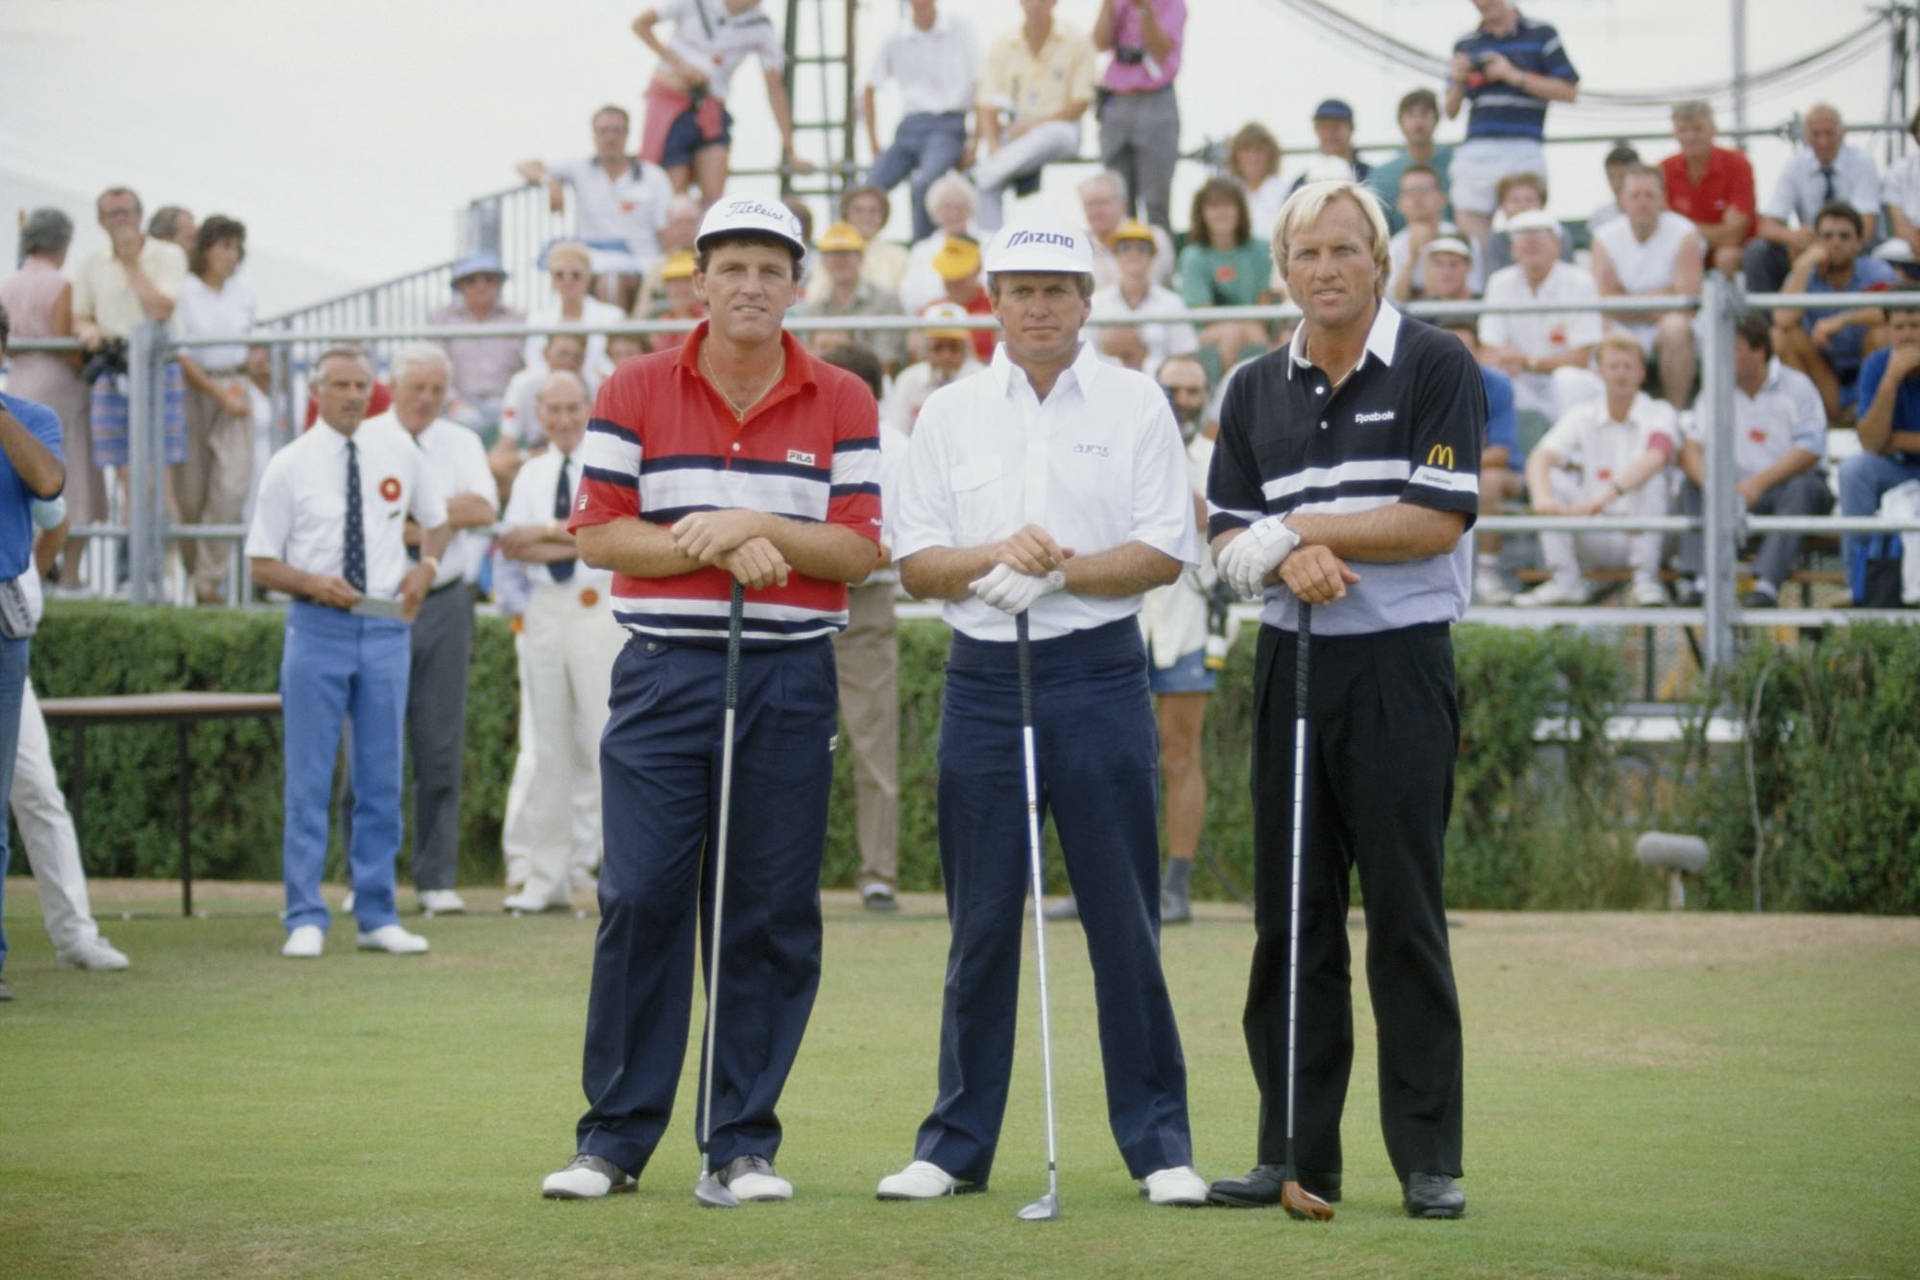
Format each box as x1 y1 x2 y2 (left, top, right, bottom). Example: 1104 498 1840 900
246 345 450 959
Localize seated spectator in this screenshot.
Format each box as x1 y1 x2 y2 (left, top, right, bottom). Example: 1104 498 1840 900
1590 165 1704 407
630 0 808 206
800 222 908 371
640 249 704 353
880 301 982 433
606 333 646 369
494 332 596 490
1387 165 1480 303
1409 236 1479 304
428 251 525 434
1588 143 1639 234
1091 219 1197 372
899 172 983 315
970 0 1094 230
1366 88 1455 235
1093 0 1187 233
1774 202 1895 420
1438 318 1523 603
147 206 196 253
1746 103 1883 294
1517 333 1676 607
1876 105 1920 275
1444 0 1580 249
523 242 628 385
1480 172 1576 277
175 214 257 606
932 235 994 362
634 194 703 314
1082 169 1173 290
1479 209 1603 420
862 0 980 243
1661 101 1756 278
1177 178 1273 380
1837 298 1920 597
808 185 912 302
514 105 673 309
1227 122 1288 246
1673 311 1832 608
1286 99 1368 194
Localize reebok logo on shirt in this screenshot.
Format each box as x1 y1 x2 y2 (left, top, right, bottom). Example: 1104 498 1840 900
1353 410 1396 424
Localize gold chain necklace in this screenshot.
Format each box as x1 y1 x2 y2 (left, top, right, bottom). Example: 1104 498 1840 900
700 345 784 420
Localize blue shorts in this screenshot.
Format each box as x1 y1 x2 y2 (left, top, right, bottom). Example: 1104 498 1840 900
1148 646 1215 695
662 103 734 169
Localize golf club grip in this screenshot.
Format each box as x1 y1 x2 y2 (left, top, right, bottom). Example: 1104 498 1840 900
1016 610 1033 726
1295 602 1311 709
724 580 745 710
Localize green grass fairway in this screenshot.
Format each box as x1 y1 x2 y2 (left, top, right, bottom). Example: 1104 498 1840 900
3 880 1917 1279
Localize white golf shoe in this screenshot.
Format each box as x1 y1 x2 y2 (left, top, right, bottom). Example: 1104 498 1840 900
281 925 325 959
56 937 131 970
356 924 429 955
876 1160 976 1200
417 889 467 915
1141 1165 1210 1206
541 1153 635 1200
1514 578 1591 607
719 1155 792 1202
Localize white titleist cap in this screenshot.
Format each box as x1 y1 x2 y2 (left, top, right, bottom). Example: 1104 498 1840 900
696 197 808 257
984 222 1094 276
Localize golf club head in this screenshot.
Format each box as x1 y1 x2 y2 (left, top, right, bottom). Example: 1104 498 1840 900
694 1173 740 1209
1280 1181 1335 1222
1016 1192 1059 1222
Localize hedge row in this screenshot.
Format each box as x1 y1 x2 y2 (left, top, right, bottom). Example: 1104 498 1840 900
17 604 1914 912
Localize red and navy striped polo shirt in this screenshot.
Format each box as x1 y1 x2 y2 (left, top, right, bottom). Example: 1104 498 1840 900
569 323 883 645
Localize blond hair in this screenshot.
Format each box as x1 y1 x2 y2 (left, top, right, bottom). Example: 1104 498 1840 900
1597 331 1647 366
1270 181 1391 299
546 241 593 274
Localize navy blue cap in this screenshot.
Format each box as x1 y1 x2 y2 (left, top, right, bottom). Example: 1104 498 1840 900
1312 99 1354 121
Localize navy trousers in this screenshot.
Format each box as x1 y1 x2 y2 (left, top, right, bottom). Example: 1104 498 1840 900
913 619 1193 1184
575 634 837 1177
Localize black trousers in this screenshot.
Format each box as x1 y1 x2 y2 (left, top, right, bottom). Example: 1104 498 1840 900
1244 621 1464 1185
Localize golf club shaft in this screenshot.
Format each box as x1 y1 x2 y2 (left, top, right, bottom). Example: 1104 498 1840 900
1016 611 1060 1198
1285 601 1311 1176
699 580 747 1173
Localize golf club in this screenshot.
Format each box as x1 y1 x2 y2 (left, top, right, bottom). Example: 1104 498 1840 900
1013 610 1061 1223
1281 601 1333 1222
693 580 747 1210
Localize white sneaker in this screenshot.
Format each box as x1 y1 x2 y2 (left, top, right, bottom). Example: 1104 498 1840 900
503 890 565 914
1141 1165 1210 1206
1514 579 1590 607
541 1153 635 1200
876 1159 971 1200
356 924 429 955
720 1154 792 1202
56 937 131 970
1629 579 1669 607
282 925 325 959
418 889 467 915
1474 568 1513 605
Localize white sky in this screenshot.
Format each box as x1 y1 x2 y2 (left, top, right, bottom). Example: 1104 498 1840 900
1 0 1907 316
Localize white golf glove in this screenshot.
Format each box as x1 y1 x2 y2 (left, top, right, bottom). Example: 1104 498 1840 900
969 562 1068 615
1215 515 1300 599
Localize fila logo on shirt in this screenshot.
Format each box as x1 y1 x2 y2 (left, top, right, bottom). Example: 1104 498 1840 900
1353 409 1396 424
1425 444 1455 470
787 449 817 466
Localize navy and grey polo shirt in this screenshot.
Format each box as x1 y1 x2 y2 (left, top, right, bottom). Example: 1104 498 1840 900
1206 303 1485 637
1453 12 1579 143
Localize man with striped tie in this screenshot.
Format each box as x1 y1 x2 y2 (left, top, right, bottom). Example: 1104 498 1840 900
245 345 449 959
540 198 883 1203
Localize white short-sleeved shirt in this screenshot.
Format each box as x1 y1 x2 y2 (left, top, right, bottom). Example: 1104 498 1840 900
71 239 187 340
521 296 629 385
1535 392 1676 510
656 0 785 102
1761 144 1882 228
1478 261 1604 361
364 412 498 587
893 340 1201 642
246 419 448 600
1089 283 1199 373
1594 212 1701 344
1883 150 1920 223
502 445 612 592
1686 358 1827 481
879 356 984 435
1138 430 1215 667
175 274 256 371
546 156 675 261
863 9 979 117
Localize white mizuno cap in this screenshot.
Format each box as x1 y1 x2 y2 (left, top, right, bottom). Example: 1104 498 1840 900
695 196 808 257
984 221 1095 275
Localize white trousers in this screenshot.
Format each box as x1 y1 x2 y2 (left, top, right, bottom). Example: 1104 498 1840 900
499 584 625 906
973 119 1082 230
1538 468 1669 588
11 679 105 952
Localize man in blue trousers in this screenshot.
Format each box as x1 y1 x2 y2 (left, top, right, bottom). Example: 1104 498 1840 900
246 345 449 959
878 219 1208 1206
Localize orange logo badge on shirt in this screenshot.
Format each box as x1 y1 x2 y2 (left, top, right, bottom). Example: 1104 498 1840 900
1748 428 1768 445
579 587 600 608
379 476 402 501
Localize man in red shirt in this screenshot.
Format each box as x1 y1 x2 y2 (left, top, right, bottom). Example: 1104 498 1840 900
933 234 997 362
540 197 883 1205
1659 99 1755 277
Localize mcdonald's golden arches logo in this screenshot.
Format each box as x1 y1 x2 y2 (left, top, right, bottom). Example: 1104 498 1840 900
1424 444 1455 469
